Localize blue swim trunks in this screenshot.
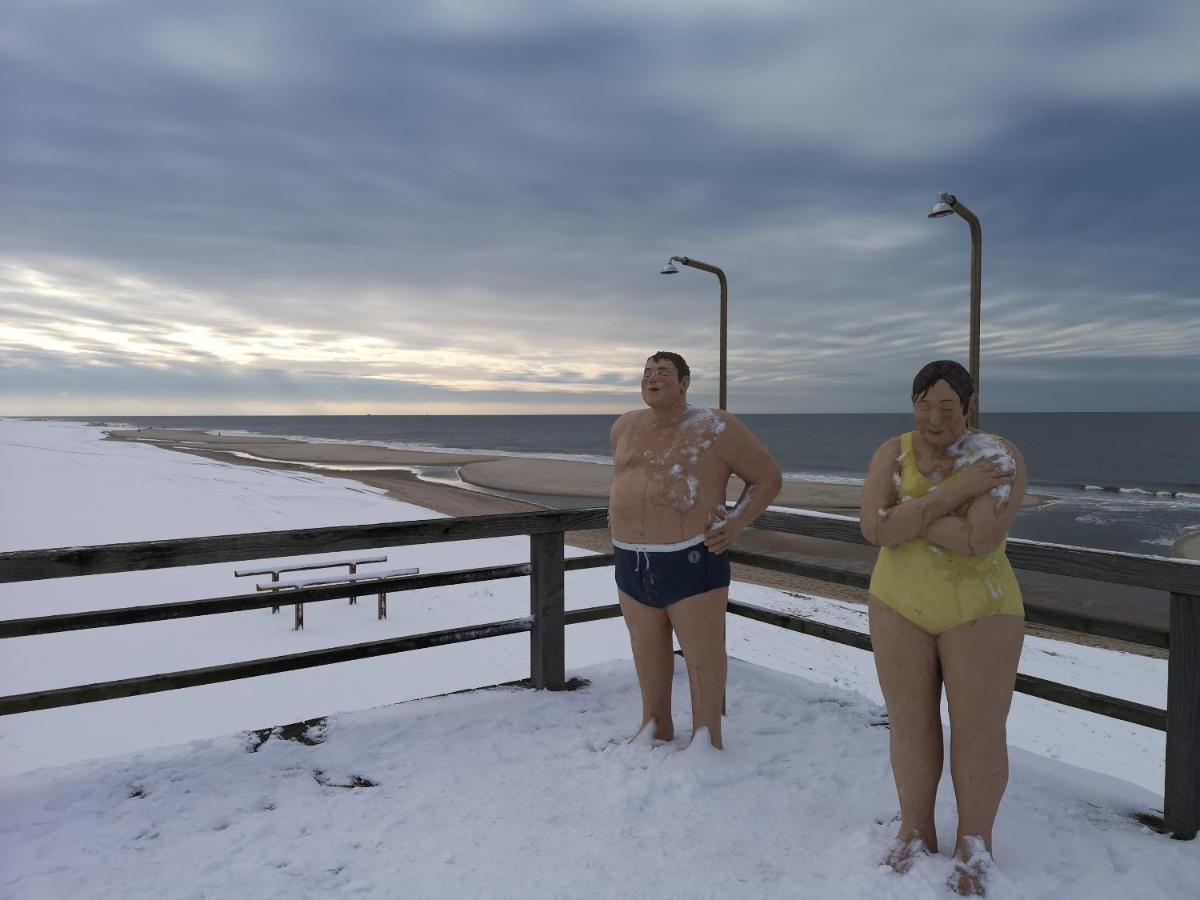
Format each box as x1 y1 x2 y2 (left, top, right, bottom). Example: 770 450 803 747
612 534 731 608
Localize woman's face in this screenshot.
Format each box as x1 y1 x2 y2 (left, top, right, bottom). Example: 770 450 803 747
913 379 970 448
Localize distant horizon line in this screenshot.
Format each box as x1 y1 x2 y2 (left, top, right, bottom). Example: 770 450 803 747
7 410 1199 419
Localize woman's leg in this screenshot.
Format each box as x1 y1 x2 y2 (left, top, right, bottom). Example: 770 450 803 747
868 596 944 866
619 589 676 741
938 614 1024 891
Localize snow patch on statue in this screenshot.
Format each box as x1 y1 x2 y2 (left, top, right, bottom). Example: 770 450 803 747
950 432 1015 508
650 407 726 510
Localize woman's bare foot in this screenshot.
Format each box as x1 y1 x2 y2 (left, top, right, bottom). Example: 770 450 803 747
948 836 993 896
882 833 933 874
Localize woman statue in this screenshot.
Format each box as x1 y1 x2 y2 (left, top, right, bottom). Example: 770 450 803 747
859 360 1027 896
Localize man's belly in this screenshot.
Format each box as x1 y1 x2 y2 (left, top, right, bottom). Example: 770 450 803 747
609 470 726 543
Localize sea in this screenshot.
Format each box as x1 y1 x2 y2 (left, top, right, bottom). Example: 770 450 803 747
82 413 1200 556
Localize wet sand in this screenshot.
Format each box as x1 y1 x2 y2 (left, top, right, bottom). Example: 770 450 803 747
107 429 546 519
110 428 876 510
107 427 1176 655
456 457 872 510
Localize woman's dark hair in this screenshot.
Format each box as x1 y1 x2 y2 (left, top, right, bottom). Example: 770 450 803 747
912 360 974 413
649 351 690 380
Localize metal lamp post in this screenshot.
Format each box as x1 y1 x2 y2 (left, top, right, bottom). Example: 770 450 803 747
659 256 728 410
929 192 982 429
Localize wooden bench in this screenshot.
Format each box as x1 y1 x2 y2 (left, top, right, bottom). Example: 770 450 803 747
235 556 388 617
255 566 419 629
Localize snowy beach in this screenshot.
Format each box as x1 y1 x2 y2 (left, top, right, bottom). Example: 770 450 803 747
0 418 1195 898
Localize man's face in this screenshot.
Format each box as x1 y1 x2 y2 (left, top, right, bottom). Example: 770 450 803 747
912 379 972 448
641 357 687 409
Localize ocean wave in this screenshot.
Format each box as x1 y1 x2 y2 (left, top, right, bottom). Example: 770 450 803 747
1140 536 1177 547
1080 484 1200 501
781 472 865 486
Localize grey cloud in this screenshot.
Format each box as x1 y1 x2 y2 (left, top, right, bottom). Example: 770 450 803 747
2 1 1198 413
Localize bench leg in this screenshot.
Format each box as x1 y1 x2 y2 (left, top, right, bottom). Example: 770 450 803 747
272 573 280 613
378 592 387 620
349 564 358 604
294 603 304 630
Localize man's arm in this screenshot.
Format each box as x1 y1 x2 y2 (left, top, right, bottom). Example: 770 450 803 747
704 413 782 554
608 412 634 529
923 441 1027 555
610 411 634 459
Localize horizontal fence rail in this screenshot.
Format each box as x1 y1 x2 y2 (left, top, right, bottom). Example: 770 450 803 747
722 599 1166 730
750 510 1200 596
0 564 530 637
0 556 613 639
0 508 611 584
0 618 533 716
3 594 1164 731
4 506 1194 594
725 547 1171 649
0 507 1196 837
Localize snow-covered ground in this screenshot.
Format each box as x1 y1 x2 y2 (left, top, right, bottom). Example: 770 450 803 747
2 658 1195 900
0 419 1194 898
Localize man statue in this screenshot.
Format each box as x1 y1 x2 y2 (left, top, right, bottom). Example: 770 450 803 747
609 351 782 748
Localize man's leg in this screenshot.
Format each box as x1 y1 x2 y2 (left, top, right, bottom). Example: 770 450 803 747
868 596 944 870
938 613 1023 892
618 589 675 741
666 587 728 748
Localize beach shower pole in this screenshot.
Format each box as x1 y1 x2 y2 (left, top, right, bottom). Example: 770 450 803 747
660 256 728 410
928 193 982 429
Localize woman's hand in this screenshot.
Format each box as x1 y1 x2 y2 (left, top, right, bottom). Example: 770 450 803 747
951 458 1013 501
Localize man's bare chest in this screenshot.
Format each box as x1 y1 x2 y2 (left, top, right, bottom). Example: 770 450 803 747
615 427 721 474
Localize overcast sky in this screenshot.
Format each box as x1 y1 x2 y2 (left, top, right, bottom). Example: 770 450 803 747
2 1 1198 414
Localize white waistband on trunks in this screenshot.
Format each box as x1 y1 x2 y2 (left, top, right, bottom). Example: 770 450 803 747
610 533 706 553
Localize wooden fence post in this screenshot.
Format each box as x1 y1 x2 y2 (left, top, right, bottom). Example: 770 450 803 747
530 532 565 690
1165 592 1199 839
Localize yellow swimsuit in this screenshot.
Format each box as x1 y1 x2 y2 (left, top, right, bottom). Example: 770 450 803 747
869 432 1023 635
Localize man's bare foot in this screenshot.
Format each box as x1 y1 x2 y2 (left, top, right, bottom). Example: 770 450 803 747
881 834 932 874
629 719 673 744
948 836 992 896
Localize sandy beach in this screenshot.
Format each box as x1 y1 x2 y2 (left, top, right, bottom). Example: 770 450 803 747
111 427 1045 512
106 427 1181 651
107 428 875 603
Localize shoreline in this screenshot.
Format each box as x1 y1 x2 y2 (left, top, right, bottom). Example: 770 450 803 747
102 426 1181 656
106 426 1051 513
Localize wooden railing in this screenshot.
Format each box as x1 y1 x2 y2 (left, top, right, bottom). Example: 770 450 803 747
0 507 1197 839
